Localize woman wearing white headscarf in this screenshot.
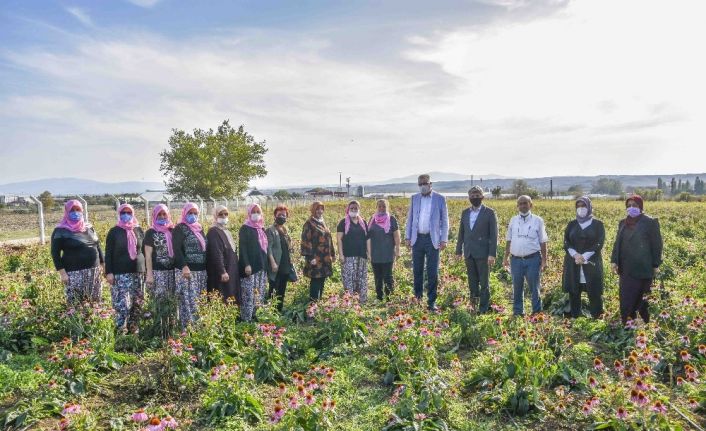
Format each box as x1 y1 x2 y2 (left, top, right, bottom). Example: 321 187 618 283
206 205 241 304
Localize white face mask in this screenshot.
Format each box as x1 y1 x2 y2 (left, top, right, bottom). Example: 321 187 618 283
250 213 261 222
419 185 431 194
519 210 530 217
576 207 588 218
349 211 359 218
217 217 229 226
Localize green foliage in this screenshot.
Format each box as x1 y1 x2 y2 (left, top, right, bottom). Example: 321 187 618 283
159 120 267 198
592 177 624 194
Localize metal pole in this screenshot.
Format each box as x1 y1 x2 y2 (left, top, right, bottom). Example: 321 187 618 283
76 195 88 223
140 196 150 226
29 196 46 245
223 197 229 210
196 195 205 222
210 196 217 215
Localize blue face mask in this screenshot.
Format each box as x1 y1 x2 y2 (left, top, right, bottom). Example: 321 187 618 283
186 214 198 224
627 207 641 218
120 213 133 223
69 211 82 222
156 218 168 226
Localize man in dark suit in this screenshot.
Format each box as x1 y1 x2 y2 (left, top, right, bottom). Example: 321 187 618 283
455 186 498 313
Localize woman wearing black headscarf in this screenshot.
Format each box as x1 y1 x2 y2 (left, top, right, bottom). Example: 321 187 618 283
611 195 663 325
562 196 605 318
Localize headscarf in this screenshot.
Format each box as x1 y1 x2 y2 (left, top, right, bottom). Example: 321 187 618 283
56 199 88 233
575 196 593 224
212 204 236 250
308 201 329 234
626 194 644 211
151 204 174 257
369 199 391 233
344 200 367 235
625 194 644 227
180 202 206 251
116 203 139 260
244 203 268 252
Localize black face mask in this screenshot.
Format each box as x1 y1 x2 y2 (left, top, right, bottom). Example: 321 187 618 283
275 216 287 225
470 198 483 207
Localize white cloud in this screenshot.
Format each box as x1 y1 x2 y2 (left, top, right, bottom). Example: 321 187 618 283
65 7 94 28
125 0 162 8
3 0 706 187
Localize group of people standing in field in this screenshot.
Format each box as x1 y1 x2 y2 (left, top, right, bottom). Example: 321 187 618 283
50 197 401 332
50 173 663 333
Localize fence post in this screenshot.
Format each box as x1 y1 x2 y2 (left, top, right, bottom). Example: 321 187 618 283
76 195 88 223
110 194 120 211
210 196 217 216
196 196 205 222
140 196 150 226
29 196 46 245
223 197 229 210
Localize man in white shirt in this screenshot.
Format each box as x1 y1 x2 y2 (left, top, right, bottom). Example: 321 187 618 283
502 195 548 315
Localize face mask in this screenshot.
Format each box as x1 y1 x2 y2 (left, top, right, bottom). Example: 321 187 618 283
419 185 431 194
217 217 228 226
120 213 133 223
68 211 82 222
186 214 198 224
627 207 641 218
470 198 483 207
576 207 589 218
275 216 287 225
349 211 359 218
156 218 168 226
250 213 261 222
519 210 530 217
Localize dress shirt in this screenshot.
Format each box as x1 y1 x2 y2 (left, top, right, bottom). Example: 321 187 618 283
418 193 432 234
506 213 549 257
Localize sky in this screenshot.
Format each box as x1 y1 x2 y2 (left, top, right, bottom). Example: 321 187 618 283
1 0 705 188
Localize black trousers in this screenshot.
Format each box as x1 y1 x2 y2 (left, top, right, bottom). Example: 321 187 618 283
267 273 289 312
465 257 490 312
568 283 603 318
619 274 651 324
372 262 394 300
309 277 326 301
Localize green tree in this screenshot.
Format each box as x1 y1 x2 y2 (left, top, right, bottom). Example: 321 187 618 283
670 177 677 195
273 189 292 201
160 121 267 199
511 179 530 196
591 178 623 195
491 186 502 198
567 184 584 197
38 190 55 209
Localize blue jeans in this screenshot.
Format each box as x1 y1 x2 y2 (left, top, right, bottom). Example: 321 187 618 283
412 234 439 308
510 254 542 315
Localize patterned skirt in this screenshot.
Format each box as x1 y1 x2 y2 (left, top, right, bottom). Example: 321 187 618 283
111 273 145 331
175 269 207 329
342 256 368 304
240 270 268 321
65 266 102 306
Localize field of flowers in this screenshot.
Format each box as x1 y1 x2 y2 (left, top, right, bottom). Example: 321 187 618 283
1 199 705 430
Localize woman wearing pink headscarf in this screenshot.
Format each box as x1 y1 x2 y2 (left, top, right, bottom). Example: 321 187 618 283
172 202 207 328
51 199 104 305
238 203 270 321
105 203 146 334
144 204 177 333
336 200 369 303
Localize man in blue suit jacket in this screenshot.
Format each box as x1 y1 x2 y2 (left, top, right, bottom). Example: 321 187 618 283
405 174 449 310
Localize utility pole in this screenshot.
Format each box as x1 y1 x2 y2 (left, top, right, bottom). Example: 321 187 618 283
346 177 351 197
549 179 554 199
338 172 342 192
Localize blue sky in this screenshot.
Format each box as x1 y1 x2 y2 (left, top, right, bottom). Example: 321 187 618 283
1 0 705 188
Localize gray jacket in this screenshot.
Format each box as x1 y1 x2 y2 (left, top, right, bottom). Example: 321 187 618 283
266 225 283 281
455 205 498 259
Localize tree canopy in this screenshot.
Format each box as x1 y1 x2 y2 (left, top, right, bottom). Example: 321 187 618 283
159 121 267 199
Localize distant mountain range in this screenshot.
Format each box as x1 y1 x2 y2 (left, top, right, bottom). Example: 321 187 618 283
278 173 706 194
0 178 164 195
2 172 705 196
